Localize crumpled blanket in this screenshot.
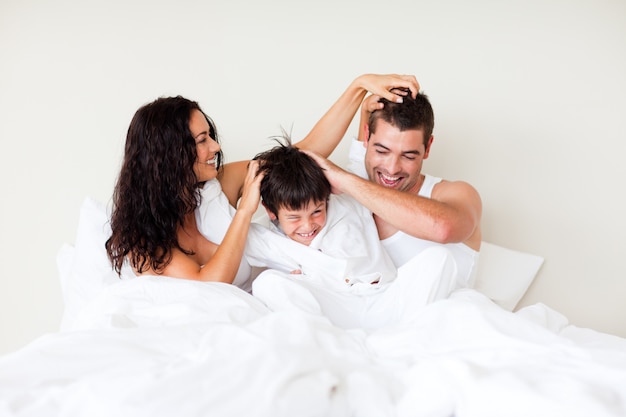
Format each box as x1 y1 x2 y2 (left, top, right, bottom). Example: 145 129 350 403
1 277 625 417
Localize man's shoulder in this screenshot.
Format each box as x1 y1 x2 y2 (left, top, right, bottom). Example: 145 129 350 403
433 177 480 194
431 177 482 209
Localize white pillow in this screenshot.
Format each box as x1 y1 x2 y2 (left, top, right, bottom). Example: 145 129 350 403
473 241 544 311
57 198 544 326
57 197 122 330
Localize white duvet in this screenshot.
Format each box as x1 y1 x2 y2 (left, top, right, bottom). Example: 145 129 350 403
1 276 625 417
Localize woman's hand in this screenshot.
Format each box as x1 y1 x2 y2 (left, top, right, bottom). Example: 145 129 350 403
238 160 264 215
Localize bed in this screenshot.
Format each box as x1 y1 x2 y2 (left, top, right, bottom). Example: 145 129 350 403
1 197 625 417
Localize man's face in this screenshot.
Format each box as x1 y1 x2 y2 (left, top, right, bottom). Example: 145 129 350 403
364 119 432 194
268 199 328 246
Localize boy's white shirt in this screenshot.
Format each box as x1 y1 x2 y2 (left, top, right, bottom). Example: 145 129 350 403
245 194 397 292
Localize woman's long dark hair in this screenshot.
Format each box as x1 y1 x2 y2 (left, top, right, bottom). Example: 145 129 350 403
105 96 223 275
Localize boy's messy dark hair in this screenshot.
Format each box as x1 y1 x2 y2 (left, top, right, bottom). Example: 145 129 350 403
253 135 331 216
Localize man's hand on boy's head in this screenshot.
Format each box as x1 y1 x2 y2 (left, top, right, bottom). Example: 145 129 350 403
301 150 346 195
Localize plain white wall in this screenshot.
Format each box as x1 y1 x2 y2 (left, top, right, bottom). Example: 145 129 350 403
1 0 625 355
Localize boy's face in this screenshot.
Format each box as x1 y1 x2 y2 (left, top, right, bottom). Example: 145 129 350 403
267 199 328 246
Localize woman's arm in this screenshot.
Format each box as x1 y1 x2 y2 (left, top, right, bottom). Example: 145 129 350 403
162 161 264 282
219 160 250 208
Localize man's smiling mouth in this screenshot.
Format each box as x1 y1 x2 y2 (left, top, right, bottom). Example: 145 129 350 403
378 172 402 187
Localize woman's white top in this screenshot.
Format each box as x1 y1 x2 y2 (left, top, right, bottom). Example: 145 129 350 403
195 179 253 291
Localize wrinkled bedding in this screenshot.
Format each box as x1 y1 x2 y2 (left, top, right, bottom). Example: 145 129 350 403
1 276 625 417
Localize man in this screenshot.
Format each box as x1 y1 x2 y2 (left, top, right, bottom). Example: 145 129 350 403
306 90 482 290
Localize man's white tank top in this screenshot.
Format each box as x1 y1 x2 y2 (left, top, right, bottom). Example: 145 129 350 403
347 138 478 288
380 175 478 288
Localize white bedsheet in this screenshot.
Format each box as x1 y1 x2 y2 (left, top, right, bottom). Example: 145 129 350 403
1 277 625 417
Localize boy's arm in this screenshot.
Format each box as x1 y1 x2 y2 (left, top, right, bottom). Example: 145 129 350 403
295 74 419 158
219 74 419 206
356 94 385 143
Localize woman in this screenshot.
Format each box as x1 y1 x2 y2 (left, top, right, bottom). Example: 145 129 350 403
105 74 419 289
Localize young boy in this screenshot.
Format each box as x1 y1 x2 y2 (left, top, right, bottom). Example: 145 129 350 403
245 138 458 330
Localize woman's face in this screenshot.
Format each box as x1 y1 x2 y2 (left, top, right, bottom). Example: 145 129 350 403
189 109 221 182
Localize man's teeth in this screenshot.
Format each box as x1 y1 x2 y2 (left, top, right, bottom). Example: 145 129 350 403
380 173 399 184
